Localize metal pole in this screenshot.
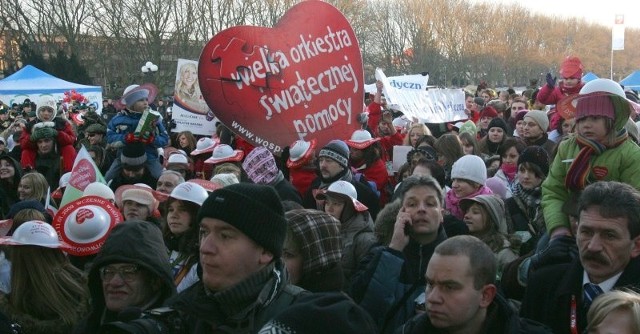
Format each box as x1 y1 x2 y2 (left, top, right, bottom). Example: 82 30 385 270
610 49 613 80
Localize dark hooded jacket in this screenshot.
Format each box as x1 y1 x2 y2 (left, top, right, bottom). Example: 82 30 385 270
73 221 175 334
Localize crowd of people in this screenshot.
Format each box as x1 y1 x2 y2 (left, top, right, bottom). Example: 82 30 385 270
0 55 639 333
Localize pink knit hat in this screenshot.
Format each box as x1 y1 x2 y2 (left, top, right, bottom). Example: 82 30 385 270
575 95 615 120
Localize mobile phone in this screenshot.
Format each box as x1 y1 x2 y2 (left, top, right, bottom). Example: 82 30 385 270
404 223 413 236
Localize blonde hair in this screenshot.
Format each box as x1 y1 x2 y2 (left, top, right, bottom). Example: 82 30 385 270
19 172 49 202
10 246 88 325
587 290 640 333
175 63 201 100
403 123 432 147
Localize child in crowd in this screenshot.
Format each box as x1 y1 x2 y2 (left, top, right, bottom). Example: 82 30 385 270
445 155 493 220
20 98 76 172
537 56 585 131
105 84 169 181
460 195 519 275
542 78 640 240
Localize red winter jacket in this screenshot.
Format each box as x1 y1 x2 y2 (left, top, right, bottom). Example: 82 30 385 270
353 158 390 207
289 167 317 198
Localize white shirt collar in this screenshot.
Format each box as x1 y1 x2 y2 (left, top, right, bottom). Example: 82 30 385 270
582 270 623 293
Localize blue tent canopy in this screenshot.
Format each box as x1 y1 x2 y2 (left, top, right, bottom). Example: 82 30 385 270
620 71 640 91
582 72 598 83
0 65 103 112
0 65 101 95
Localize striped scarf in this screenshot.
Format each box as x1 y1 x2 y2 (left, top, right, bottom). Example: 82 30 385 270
565 129 628 191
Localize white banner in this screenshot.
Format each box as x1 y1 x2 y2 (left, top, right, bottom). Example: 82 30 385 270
172 58 217 136
375 68 466 123
364 73 430 93
612 14 625 51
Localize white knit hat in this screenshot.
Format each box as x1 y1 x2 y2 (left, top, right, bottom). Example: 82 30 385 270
451 155 487 185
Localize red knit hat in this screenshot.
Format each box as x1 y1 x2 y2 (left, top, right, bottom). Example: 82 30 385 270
479 106 498 119
559 56 584 80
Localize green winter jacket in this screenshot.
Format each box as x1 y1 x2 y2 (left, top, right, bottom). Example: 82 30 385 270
542 136 640 233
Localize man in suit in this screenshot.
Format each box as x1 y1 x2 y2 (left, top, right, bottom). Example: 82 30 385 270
521 181 640 334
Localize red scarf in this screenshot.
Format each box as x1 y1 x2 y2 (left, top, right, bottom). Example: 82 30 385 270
565 131 628 191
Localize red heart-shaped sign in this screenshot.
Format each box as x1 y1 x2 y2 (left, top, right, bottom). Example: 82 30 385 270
75 208 94 224
68 159 96 191
199 0 363 155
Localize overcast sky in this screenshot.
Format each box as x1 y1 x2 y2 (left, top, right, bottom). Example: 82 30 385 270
470 0 640 29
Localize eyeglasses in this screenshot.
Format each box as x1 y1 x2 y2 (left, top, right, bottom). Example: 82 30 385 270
99 265 141 282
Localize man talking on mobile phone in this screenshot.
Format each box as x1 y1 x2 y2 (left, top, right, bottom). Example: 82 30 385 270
350 175 448 333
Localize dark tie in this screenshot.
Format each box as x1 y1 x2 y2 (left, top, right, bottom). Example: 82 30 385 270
583 283 603 309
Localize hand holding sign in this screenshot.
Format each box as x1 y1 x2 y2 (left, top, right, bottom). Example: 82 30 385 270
199 0 363 155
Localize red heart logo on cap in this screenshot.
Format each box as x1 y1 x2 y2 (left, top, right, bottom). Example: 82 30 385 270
199 0 362 155
68 159 96 191
75 208 95 224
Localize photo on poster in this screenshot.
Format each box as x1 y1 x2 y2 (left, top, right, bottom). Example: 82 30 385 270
172 59 217 136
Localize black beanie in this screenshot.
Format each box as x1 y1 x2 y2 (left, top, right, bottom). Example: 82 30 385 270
257 292 377 334
517 146 550 176
318 140 349 169
121 142 147 166
488 117 508 134
197 183 286 257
